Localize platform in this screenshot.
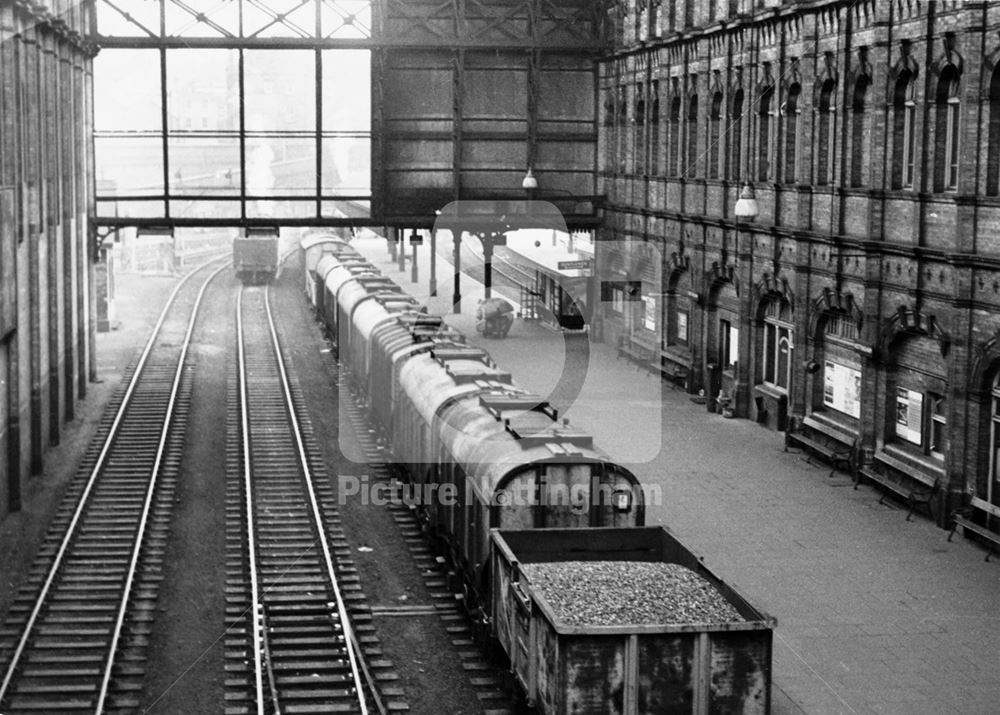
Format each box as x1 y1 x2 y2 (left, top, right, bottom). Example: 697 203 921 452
351 234 1000 715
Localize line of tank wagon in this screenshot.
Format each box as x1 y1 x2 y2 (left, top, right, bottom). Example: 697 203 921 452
292 230 777 715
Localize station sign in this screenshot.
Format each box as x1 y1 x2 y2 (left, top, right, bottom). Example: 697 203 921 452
557 259 593 271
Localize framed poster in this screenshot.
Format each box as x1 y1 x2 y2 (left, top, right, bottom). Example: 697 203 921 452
823 360 862 418
895 387 924 444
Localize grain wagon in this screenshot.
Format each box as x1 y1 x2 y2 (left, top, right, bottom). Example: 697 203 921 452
490 527 776 715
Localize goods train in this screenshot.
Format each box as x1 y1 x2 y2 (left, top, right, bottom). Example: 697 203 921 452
233 227 279 284
298 230 775 714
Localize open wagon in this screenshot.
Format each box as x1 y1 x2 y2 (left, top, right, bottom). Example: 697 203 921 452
490 527 776 715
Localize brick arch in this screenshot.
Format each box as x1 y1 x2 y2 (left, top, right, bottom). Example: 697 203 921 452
806 288 863 340
814 51 838 105
755 62 778 97
752 275 794 320
877 306 951 361
969 330 1000 392
704 262 737 301
886 52 920 102
930 37 963 78
666 252 690 290
985 45 1000 74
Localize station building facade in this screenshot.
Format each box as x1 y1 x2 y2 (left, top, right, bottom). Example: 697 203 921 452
0 1 97 520
597 0 1000 528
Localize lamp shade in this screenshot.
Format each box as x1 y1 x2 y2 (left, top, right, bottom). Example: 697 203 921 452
521 168 538 190
734 184 759 219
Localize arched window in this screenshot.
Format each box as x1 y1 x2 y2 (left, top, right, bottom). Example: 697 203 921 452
988 374 1000 508
758 86 775 181
603 90 616 173
817 80 835 185
850 77 869 187
988 68 1000 196
668 95 681 177
934 66 961 192
782 83 801 183
729 89 744 180
617 86 628 173
821 313 861 419
686 94 699 177
762 297 793 391
891 71 916 189
709 91 723 179
635 83 646 175
650 80 661 175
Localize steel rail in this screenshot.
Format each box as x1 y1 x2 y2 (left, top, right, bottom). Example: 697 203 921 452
95 260 232 713
235 286 267 715
262 284 373 715
0 256 229 709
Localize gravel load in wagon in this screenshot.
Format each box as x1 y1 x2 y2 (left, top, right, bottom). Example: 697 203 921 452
490 527 776 714
520 560 744 627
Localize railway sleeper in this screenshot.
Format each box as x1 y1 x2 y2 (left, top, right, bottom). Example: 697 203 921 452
3 695 95 710
19 665 102 678
272 688 357 701
10 681 100 695
276 674 355 686
268 659 351 672
279 703 362 715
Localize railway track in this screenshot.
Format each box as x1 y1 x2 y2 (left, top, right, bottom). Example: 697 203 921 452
0 259 229 714
225 284 385 715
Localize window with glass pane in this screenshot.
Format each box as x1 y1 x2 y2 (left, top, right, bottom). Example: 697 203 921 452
930 394 947 458
168 138 241 196
95 50 162 131
322 50 370 132
991 375 1000 507
676 309 688 343
720 319 738 371
166 50 239 132
730 90 743 180
824 312 859 343
244 50 315 131
763 299 793 390
95 136 165 196
757 86 773 181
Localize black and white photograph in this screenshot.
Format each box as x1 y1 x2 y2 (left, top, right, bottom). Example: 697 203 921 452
0 1 999 713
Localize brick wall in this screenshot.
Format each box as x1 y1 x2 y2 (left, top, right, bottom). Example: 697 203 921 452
600 0 1000 524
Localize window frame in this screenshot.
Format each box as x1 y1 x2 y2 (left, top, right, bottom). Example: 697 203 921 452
850 76 869 187
730 89 744 181
685 93 699 178
817 79 835 186
892 71 917 189
709 90 722 180
782 83 801 184
719 317 739 374
762 299 793 392
758 86 775 182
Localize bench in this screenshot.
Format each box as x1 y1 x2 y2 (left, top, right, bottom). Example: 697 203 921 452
655 358 689 391
785 418 856 477
616 334 657 365
857 452 940 521
948 507 1000 562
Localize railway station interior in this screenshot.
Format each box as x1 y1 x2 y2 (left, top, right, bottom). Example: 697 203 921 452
1 1 1000 714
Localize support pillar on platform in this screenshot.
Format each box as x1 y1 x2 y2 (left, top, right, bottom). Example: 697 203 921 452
430 230 437 297
453 231 462 314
